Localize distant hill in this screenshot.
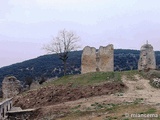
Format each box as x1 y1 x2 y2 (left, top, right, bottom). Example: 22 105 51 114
0 49 160 84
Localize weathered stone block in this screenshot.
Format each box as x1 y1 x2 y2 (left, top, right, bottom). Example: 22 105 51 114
98 44 114 72
138 43 156 71
81 46 97 74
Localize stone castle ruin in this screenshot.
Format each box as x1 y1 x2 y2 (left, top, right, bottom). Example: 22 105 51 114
2 76 22 99
81 44 114 74
138 42 156 71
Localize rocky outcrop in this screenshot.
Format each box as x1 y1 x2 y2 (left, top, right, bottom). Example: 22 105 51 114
2 76 22 99
138 43 156 71
81 44 114 74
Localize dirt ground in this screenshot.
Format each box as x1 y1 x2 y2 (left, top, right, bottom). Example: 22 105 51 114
120 75 160 106
13 82 126 109
13 75 160 120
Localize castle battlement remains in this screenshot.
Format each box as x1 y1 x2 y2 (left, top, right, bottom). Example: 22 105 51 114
81 44 114 74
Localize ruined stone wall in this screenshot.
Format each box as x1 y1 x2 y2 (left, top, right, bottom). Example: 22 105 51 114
2 76 22 99
81 46 97 74
81 44 114 74
98 45 114 72
138 43 156 71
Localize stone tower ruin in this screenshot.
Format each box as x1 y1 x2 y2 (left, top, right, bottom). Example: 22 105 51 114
138 42 156 71
81 44 114 74
2 76 22 99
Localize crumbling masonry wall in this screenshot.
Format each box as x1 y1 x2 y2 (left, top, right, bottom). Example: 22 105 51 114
81 46 97 73
81 44 114 74
2 76 22 99
138 43 156 71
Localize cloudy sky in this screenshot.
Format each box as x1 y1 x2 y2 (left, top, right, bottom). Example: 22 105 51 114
0 0 160 67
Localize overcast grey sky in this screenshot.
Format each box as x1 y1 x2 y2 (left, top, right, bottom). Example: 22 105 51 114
0 0 160 67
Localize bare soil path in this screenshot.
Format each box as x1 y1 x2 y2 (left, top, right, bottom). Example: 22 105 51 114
121 75 160 105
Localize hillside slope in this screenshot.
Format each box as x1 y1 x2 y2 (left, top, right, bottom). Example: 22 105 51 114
13 71 125 108
12 71 160 120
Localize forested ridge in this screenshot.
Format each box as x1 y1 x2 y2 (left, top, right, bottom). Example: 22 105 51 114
0 49 160 84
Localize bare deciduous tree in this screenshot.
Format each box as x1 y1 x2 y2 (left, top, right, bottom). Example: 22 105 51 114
44 29 80 75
